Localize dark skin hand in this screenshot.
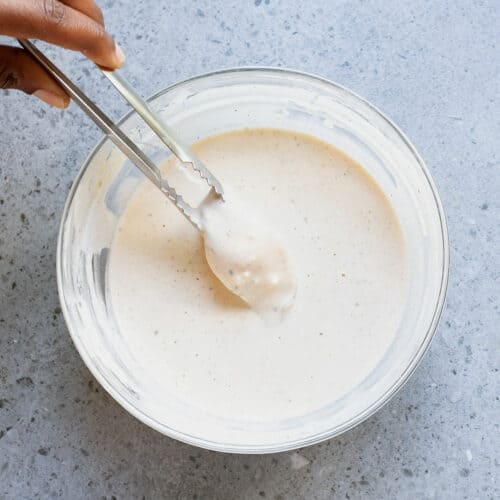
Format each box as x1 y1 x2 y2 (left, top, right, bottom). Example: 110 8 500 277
0 0 124 108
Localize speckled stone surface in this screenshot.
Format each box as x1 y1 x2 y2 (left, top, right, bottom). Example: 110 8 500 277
0 1 498 498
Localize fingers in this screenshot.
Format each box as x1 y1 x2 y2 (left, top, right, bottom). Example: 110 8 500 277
0 0 124 69
0 45 70 108
59 0 104 24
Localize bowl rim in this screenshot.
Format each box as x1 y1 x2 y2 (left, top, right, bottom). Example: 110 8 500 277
57 66 450 454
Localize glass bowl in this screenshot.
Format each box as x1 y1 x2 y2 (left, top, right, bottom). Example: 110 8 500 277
57 68 449 453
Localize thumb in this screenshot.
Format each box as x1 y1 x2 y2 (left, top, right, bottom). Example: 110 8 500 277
0 46 70 109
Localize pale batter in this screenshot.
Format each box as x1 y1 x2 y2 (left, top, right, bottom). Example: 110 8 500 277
108 128 407 422
201 188 297 317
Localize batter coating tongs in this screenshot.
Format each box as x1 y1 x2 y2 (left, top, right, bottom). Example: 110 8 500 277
18 39 224 230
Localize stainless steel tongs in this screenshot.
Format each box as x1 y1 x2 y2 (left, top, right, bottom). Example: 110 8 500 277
18 39 224 231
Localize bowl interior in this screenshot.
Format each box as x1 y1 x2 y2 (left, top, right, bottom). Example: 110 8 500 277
58 69 448 452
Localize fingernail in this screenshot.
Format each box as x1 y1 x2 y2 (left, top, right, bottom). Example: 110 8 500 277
114 43 126 67
33 90 69 109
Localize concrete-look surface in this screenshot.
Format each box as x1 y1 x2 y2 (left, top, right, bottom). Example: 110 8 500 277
0 1 498 498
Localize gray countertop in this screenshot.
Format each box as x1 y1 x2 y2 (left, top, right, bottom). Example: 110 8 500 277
0 1 498 498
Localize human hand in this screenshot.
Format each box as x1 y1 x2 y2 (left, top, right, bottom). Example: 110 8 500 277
0 0 125 108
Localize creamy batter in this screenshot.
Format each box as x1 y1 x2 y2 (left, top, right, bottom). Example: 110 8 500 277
201 188 297 317
108 128 407 422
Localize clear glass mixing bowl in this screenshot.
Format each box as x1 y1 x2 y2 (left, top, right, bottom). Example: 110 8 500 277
57 68 449 453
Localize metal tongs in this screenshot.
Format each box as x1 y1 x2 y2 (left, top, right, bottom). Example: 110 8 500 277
18 39 224 230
